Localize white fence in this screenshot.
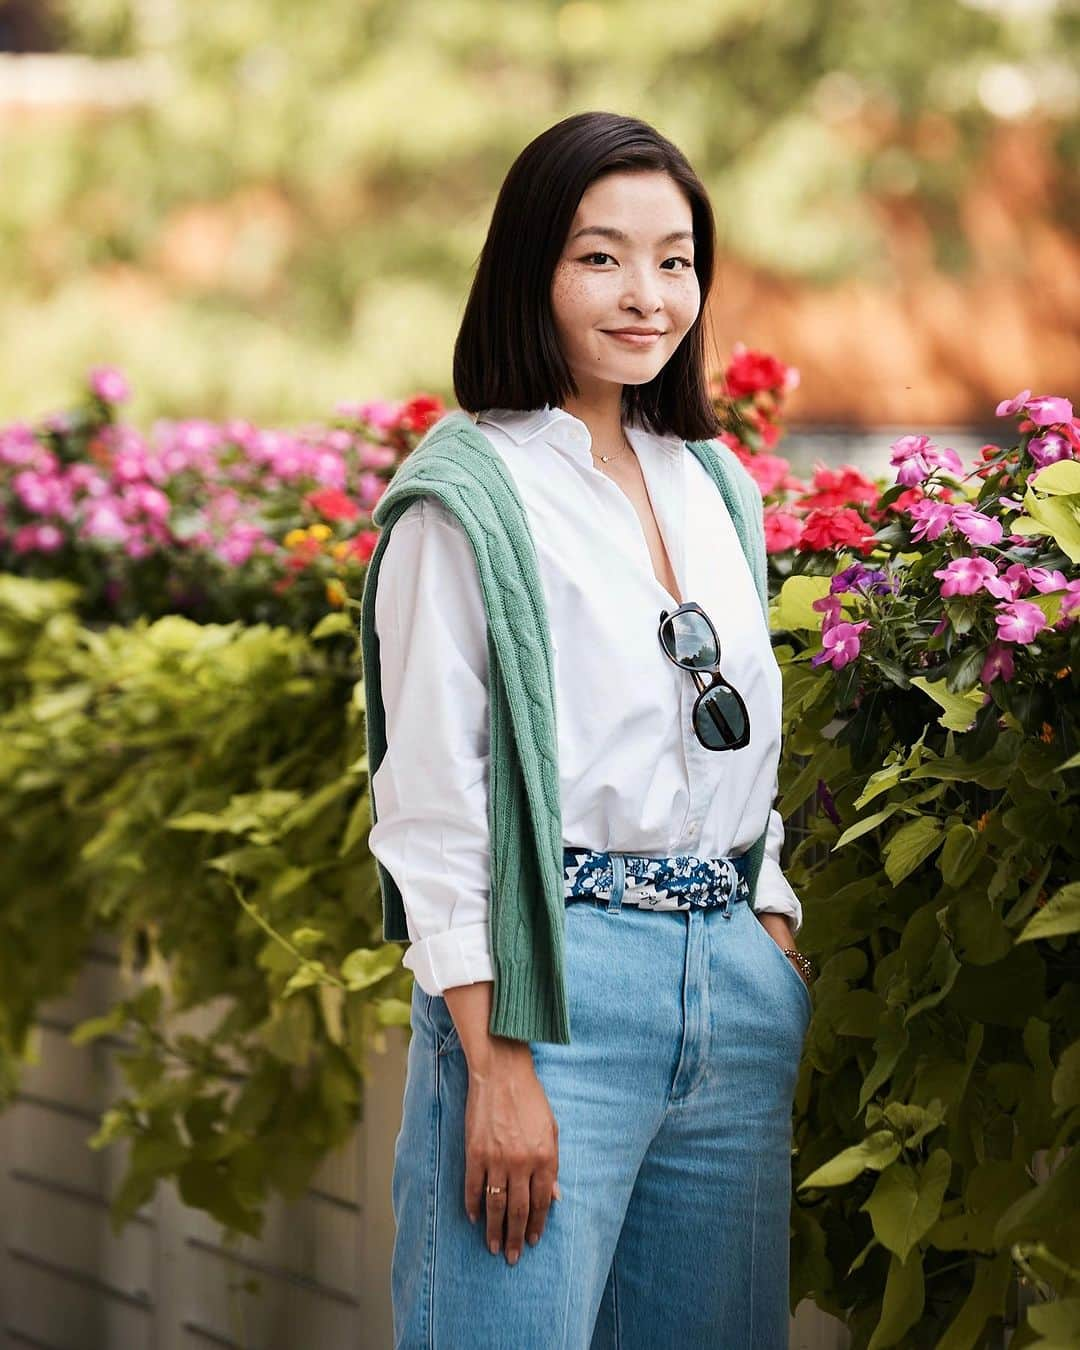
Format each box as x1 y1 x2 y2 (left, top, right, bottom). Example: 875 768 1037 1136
0 941 849 1349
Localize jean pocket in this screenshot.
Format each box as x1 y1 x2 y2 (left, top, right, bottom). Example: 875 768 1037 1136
425 993 463 1056
751 915 813 1024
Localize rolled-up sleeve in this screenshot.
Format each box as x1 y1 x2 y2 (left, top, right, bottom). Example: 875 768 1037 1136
367 497 495 994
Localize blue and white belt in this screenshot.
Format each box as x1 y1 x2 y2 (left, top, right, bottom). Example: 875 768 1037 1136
562 846 752 918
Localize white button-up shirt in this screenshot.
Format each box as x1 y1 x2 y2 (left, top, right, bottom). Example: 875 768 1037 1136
368 405 803 995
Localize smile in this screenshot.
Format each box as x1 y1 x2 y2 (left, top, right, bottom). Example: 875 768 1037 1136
602 331 665 347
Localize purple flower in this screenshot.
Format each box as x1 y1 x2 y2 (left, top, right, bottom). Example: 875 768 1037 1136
980 641 1016 684
830 563 894 595
811 619 871 670
88 366 131 405
816 779 841 826
995 390 1032 417
994 600 1049 644
949 504 1004 547
1025 395 1073 427
1028 431 1073 468
812 594 844 624
1061 580 1080 620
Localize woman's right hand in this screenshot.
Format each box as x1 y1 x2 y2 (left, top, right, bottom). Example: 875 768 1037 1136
463 1042 561 1265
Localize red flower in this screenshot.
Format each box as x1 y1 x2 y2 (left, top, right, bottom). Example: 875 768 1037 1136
344 530 380 564
797 506 877 556
306 487 360 522
796 464 880 512
764 507 803 553
725 349 790 399
397 395 445 434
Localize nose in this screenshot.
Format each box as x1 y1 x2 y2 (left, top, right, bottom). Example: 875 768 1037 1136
619 266 665 316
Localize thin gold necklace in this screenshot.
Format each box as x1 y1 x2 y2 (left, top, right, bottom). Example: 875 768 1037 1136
592 433 634 465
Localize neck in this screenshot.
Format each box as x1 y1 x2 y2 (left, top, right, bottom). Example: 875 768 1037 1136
557 390 626 456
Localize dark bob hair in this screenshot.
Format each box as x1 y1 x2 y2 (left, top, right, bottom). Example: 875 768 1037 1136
453 111 726 442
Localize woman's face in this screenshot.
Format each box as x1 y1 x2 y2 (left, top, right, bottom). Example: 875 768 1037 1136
550 170 701 399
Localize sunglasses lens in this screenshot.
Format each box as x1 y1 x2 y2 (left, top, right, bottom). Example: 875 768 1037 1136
660 610 719 669
695 685 749 750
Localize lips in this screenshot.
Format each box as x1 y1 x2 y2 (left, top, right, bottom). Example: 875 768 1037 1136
603 330 666 346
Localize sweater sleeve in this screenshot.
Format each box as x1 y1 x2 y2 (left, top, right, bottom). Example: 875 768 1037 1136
367 497 495 994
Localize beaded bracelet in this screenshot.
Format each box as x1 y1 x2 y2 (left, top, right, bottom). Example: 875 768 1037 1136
782 948 814 986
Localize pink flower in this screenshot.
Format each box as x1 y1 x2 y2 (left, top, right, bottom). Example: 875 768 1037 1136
890 434 963 487
811 619 871 670
743 452 793 496
933 556 999 597
1028 566 1069 594
980 641 1016 684
995 390 1032 417
994 600 1049 644
1061 580 1080 619
1028 431 1073 468
88 366 131 405
908 498 956 542
949 504 1003 547
763 506 803 553
357 441 398 470
811 593 844 625
1025 395 1073 427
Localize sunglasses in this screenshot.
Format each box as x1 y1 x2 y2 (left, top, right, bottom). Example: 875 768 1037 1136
657 602 751 752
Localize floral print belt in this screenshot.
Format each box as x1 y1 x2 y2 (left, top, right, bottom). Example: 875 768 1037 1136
562 847 752 917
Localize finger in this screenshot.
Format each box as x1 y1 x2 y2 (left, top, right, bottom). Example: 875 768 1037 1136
464 1154 485 1224
485 1176 508 1255
503 1170 532 1265
525 1166 556 1247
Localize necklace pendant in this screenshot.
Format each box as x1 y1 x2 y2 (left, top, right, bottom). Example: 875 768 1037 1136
600 453 610 462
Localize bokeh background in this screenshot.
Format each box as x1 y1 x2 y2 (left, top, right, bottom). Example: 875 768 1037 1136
1 0 1077 443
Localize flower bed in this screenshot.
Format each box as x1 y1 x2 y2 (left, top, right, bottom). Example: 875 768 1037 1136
1 357 1077 1345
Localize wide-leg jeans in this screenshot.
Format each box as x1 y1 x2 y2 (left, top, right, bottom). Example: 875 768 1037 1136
389 874 812 1349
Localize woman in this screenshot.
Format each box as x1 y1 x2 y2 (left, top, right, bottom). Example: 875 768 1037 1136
361 111 814 1349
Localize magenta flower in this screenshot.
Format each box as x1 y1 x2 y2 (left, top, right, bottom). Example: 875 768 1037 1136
812 594 844 625
980 640 1016 684
1025 395 1073 427
934 556 999 597
995 390 1032 417
908 497 956 542
811 619 871 669
994 600 1049 644
88 366 131 405
890 434 964 487
949 504 1004 547
1028 566 1069 594
1028 431 1073 468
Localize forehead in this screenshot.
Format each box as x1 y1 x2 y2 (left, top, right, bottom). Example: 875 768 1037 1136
569 171 694 235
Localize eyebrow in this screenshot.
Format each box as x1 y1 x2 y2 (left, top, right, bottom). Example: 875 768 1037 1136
569 226 695 246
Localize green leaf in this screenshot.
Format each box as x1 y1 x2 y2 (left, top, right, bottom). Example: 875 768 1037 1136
1026 1297 1080 1346
935 1253 1012 1350
867 1249 925 1350
938 824 982 888
1052 1040 1080 1112
861 1150 952 1262
309 611 355 640
340 943 401 991
883 817 943 885
771 574 833 632
799 1130 902 1189
1016 883 1080 943
910 675 983 732
1031 460 1080 495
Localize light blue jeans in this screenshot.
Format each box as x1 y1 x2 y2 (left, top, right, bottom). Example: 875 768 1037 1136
390 863 812 1349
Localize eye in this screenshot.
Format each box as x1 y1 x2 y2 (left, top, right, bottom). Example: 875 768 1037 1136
662 257 695 270
581 252 614 265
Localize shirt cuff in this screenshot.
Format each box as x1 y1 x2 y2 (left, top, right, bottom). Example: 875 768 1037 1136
402 920 496 995
751 855 803 937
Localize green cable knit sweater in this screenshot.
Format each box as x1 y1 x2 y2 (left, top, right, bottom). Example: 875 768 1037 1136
359 410 771 1044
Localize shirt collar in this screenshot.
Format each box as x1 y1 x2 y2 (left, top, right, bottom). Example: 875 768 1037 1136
476 404 685 463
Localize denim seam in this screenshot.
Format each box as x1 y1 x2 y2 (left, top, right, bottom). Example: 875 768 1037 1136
748 1154 760 1350
427 1026 442 1349
612 1255 622 1350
